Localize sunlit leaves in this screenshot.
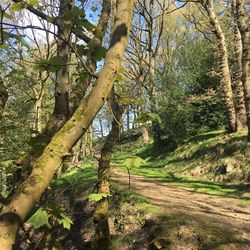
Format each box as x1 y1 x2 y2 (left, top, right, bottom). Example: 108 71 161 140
26 208 51 229
28 0 39 7
135 112 162 125
88 193 111 202
10 2 26 11
26 205 73 230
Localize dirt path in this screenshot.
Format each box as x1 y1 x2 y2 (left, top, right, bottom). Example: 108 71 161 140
111 169 250 248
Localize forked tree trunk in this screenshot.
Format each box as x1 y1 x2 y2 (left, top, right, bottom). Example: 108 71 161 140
0 1 134 248
235 0 250 139
19 0 111 180
231 2 247 129
201 0 237 132
93 88 123 250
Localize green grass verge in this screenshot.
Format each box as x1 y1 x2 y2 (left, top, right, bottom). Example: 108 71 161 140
112 130 250 202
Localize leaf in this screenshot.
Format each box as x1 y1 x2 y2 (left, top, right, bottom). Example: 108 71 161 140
3 12 13 20
49 56 64 70
26 208 51 229
76 44 88 57
0 43 9 51
92 46 106 61
72 6 84 17
28 0 39 6
57 213 73 230
10 2 26 11
88 193 111 202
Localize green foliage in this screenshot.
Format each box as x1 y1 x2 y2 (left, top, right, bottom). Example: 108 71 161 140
34 56 64 72
135 111 161 125
28 0 39 6
26 205 73 230
47 204 73 230
122 156 148 168
114 129 250 201
88 192 111 202
27 208 51 229
10 2 26 11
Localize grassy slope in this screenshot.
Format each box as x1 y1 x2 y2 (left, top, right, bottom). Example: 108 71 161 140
112 129 250 202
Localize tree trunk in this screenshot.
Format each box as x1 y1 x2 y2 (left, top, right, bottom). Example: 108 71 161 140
93 88 123 250
0 78 8 119
201 0 237 133
0 1 133 248
33 78 44 134
235 0 250 139
20 0 73 174
19 0 111 180
126 107 130 131
232 0 247 129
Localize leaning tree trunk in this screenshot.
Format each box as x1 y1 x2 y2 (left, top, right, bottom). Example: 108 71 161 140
0 78 8 119
0 1 134 248
201 0 237 132
231 2 247 129
93 87 123 250
235 0 250 139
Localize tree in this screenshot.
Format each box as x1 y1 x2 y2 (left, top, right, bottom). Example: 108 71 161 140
234 0 250 139
0 0 134 248
198 0 237 133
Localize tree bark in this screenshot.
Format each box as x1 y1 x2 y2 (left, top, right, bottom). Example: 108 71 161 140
93 88 123 250
201 0 237 132
232 14 247 129
19 0 111 180
235 0 250 139
20 0 73 173
0 78 8 119
0 1 134 248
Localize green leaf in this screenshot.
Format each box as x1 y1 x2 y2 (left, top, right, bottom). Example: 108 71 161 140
92 46 106 61
57 213 73 230
49 56 64 69
3 12 13 20
72 6 84 17
88 193 111 202
76 44 88 57
26 208 51 229
0 43 9 51
28 0 39 6
10 2 26 11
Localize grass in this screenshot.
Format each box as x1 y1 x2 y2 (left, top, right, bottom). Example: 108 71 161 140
112 129 250 202
51 159 97 194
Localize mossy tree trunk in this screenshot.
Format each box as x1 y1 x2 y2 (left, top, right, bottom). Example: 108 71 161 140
93 87 123 250
235 0 250 140
0 0 134 248
200 0 237 133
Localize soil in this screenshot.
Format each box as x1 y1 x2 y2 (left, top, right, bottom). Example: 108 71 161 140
111 169 250 250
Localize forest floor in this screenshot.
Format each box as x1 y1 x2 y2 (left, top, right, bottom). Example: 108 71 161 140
111 169 250 249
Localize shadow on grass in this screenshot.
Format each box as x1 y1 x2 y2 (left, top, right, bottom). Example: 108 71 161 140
166 135 248 165
127 167 250 199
